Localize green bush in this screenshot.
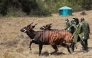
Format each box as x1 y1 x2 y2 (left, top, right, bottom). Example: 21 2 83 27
6 7 26 17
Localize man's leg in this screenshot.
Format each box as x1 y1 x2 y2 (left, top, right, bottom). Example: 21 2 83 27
80 39 88 52
84 39 88 50
71 42 75 52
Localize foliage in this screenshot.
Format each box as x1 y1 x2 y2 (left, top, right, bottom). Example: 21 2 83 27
0 0 92 16
36 0 51 16
80 0 92 10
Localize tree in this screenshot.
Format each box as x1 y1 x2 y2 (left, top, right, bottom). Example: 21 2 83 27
81 0 92 10
0 0 8 16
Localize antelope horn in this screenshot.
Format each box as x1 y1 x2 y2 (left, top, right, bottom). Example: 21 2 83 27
47 23 52 26
30 22 34 25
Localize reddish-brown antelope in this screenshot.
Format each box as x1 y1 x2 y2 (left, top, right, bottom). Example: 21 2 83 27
40 23 77 52
40 23 73 43
20 23 71 56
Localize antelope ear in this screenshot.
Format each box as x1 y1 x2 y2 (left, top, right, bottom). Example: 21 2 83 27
32 23 37 26
32 23 37 28
49 23 52 25
34 23 37 26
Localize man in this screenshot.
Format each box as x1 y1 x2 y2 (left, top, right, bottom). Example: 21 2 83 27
65 18 75 34
71 18 80 52
69 18 76 34
79 18 90 51
65 19 70 30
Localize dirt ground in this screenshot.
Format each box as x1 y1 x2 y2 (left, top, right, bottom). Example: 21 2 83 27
0 10 92 58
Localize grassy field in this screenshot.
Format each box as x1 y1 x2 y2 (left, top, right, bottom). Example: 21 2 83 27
0 10 92 58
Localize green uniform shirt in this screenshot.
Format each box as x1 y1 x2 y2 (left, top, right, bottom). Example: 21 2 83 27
78 21 90 40
67 20 75 34
72 24 80 43
65 21 71 30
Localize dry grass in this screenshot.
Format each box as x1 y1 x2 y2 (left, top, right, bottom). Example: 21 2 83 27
0 10 92 58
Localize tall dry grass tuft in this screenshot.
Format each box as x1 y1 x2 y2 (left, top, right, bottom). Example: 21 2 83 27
3 52 15 58
16 47 24 53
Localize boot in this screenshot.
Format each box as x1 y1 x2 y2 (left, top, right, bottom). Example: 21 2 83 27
84 45 88 52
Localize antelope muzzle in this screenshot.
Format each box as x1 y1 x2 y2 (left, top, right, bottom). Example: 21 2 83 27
20 28 27 33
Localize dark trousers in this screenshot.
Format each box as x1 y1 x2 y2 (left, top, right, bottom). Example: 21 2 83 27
71 36 80 52
83 39 88 49
71 39 88 52
71 36 88 52
71 42 75 52
83 39 88 46
80 39 88 51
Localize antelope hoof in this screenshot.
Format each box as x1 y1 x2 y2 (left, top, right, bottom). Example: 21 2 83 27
49 53 51 56
29 47 32 50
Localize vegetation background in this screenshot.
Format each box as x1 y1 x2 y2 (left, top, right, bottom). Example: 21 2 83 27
0 0 92 17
